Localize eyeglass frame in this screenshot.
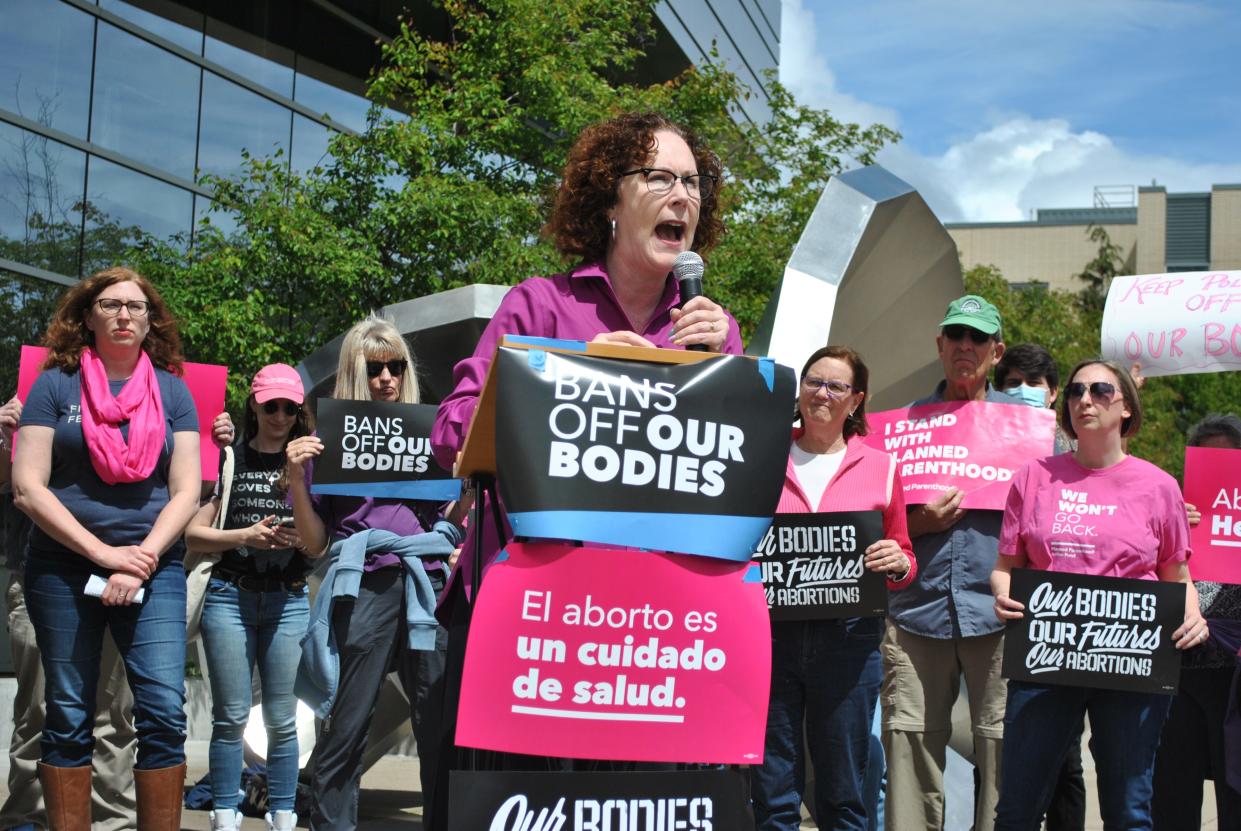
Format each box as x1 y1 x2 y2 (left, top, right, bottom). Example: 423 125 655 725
941 324 993 345
1064 381 1120 403
94 298 151 318
800 377 858 397
620 167 717 200
365 359 408 379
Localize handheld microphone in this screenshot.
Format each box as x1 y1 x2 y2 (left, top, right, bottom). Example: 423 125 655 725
673 251 708 352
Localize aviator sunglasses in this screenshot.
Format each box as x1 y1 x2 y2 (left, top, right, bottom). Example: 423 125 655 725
262 401 301 417
942 324 993 345
365 359 407 379
1065 381 1119 403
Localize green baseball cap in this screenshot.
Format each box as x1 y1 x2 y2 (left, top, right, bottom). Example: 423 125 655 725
940 295 1002 336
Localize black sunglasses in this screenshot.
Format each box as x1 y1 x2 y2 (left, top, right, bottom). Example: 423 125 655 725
1065 381 1119 402
942 324 993 345
365 359 407 379
262 401 301 417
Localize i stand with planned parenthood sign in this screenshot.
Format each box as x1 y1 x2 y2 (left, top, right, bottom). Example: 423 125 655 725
1001 568 1185 695
752 511 887 619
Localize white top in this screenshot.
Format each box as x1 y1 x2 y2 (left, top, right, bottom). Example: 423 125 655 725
790 441 846 509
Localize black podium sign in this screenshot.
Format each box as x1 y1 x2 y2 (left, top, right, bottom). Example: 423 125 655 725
1002 568 1185 694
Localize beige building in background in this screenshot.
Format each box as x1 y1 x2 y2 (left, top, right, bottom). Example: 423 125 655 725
947 184 1241 291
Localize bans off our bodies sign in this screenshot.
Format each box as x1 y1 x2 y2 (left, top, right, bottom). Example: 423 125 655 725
1001 568 1184 694
752 511 887 619
494 346 794 561
311 399 460 500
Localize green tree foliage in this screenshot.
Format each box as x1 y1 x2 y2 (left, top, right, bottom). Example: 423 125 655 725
130 0 898 411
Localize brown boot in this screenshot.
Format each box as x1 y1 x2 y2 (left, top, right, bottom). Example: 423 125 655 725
134 762 186 831
37 762 91 831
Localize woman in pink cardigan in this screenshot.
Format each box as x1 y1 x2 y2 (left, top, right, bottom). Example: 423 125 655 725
752 345 916 831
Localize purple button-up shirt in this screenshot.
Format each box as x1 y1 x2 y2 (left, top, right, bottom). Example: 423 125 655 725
431 261 745 601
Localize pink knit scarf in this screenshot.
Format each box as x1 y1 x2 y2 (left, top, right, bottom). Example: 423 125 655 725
79 346 165 484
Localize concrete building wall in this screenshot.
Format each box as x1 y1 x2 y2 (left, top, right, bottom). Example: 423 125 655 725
948 222 1137 292
1136 187 1168 275
1211 185 1241 271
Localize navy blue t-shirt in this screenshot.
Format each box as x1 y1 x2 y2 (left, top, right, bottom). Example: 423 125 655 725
20 365 198 568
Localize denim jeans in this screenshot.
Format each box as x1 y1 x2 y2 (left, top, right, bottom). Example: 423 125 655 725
995 680 1172 831
25 556 187 770
201 576 309 812
752 616 883 831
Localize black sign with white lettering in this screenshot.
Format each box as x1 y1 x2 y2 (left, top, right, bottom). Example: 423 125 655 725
447 769 754 830
751 511 887 619
1001 568 1185 694
311 399 459 500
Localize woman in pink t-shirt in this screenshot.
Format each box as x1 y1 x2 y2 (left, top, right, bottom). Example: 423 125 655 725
990 359 1206 830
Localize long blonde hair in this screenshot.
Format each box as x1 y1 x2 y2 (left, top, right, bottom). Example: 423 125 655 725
333 313 420 403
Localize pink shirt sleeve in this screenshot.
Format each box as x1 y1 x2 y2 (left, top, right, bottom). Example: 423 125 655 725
998 461 1031 560
1155 477 1192 567
883 463 918 589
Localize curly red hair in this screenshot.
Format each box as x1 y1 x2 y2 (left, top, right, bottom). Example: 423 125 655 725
42 266 185 375
544 112 724 263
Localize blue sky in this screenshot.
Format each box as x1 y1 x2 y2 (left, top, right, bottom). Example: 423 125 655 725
779 0 1241 222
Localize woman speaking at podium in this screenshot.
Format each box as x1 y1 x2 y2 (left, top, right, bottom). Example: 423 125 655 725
429 112 744 826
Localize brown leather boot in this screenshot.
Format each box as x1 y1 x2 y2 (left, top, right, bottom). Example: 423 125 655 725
134 762 186 831
37 762 91 831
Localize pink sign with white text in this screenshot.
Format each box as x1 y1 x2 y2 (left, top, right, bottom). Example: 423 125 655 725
1184 445 1241 584
455 542 771 763
17 345 228 481
864 400 1056 510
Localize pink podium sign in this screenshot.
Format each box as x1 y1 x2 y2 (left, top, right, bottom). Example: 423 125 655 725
864 400 1056 510
17 345 228 481
456 542 771 763
1184 445 1241 584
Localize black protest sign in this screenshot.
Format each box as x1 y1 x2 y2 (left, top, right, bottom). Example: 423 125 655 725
1002 568 1185 694
494 347 795 561
448 769 753 831
752 511 887 619
311 399 460 500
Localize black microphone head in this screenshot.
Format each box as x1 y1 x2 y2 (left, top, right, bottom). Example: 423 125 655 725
673 251 704 284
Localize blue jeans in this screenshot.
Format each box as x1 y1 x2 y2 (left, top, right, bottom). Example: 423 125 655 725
25 557 187 770
996 681 1172 831
201 576 309 812
752 617 883 831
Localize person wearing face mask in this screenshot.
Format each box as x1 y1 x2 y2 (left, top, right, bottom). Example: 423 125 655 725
284 316 461 831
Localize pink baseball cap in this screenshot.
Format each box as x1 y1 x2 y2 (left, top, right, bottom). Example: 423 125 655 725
251 363 305 404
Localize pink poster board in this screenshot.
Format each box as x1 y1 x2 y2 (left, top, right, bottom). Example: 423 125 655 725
1184 445 1241 584
864 400 1056 510
16 345 227 481
456 542 771 763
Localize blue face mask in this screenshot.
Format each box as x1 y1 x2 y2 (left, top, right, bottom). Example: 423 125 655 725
1000 383 1049 408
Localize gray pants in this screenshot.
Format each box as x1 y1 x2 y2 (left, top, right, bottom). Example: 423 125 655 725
0 571 138 830
309 567 447 831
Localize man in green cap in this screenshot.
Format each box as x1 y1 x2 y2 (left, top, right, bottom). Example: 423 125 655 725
881 294 1013 831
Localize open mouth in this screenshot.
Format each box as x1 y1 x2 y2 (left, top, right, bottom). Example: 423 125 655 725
654 222 685 243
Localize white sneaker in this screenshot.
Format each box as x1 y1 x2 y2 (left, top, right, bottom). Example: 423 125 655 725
209 808 244 831
266 810 297 831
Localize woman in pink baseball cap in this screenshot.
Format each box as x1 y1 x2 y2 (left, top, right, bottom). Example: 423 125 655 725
185 364 316 831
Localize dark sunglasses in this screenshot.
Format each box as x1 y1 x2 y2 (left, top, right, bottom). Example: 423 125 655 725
942 324 993 345
365 359 407 379
1065 381 1119 403
262 401 301 417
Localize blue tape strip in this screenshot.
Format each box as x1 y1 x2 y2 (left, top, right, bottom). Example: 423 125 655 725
758 357 775 392
528 349 547 371
744 564 764 582
505 511 770 562
311 479 463 500
505 335 588 352
495 549 510 563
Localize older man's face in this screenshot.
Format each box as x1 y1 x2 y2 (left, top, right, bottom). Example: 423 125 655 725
936 325 1004 389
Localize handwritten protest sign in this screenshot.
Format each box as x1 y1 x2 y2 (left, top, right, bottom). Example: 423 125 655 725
17 345 226 480
495 346 794 561
752 511 887 619
864 401 1055 510
456 542 771 763
1184 445 1241 584
1002 568 1184 694
1102 270 1241 377
311 399 460 500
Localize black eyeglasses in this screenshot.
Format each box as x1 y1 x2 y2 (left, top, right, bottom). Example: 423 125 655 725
801 377 856 397
262 401 301 417
1065 381 1119 403
942 324 992 345
365 359 407 379
620 167 716 200
95 298 151 317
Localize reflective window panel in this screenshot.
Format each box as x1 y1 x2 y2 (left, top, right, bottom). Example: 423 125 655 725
290 114 334 174
0 0 95 139
197 71 291 180
0 267 69 398
192 193 239 241
294 59 371 134
98 0 204 54
0 121 86 278
83 155 191 274
204 18 294 99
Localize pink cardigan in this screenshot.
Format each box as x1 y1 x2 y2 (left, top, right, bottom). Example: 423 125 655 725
778 432 917 590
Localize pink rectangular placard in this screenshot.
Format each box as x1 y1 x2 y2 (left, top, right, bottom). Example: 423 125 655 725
863 400 1056 510
1184 445 1241 584
16 345 227 481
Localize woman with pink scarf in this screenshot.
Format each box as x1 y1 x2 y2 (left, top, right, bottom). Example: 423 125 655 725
12 267 201 831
